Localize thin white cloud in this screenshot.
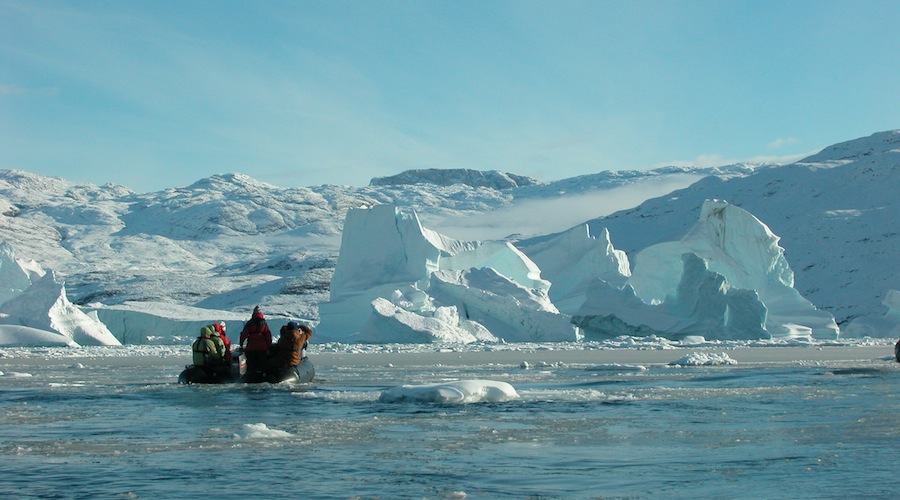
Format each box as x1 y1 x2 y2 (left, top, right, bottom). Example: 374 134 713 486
767 137 799 149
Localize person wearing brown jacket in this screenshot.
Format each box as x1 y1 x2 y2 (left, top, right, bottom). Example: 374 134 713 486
268 321 312 381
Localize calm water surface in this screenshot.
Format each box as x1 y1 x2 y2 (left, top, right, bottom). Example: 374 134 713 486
1 346 898 499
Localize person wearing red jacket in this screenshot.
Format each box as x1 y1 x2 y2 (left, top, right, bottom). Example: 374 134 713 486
239 306 272 376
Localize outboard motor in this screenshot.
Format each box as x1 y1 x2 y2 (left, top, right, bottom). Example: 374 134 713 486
231 350 247 379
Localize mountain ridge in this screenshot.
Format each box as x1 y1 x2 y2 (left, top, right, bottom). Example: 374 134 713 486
0 130 896 333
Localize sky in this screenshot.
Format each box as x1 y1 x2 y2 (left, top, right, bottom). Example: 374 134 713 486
1 0 898 193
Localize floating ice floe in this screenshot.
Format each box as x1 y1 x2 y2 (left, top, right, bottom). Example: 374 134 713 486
668 352 737 366
233 423 293 440
378 379 520 403
585 363 648 372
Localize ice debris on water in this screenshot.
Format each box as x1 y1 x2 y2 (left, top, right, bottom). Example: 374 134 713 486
233 423 293 440
585 363 648 372
668 352 737 366
379 379 519 403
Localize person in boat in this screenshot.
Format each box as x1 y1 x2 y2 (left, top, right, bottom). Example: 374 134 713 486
239 306 272 374
192 324 228 375
213 321 232 364
267 321 313 382
895 338 900 363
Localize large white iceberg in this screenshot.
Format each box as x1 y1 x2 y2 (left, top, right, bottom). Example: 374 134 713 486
577 200 838 340
0 242 120 346
317 204 579 343
575 253 768 340
0 271 121 346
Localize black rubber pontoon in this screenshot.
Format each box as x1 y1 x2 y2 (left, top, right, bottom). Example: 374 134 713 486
179 351 314 384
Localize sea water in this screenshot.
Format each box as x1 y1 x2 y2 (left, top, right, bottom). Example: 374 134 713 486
1 344 898 499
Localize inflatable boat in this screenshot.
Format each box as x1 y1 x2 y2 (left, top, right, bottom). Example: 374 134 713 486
178 350 314 384
242 356 315 384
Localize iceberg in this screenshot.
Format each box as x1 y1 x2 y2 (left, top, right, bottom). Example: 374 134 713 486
0 271 120 346
629 200 838 340
576 200 838 341
574 253 768 340
317 204 579 343
0 243 119 346
428 268 576 342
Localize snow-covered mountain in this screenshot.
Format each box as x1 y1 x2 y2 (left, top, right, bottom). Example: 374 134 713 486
0 129 896 345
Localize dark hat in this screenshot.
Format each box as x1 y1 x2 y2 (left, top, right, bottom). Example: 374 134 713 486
286 321 299 330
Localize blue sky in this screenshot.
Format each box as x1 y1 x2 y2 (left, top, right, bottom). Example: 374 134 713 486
1 0 898 193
